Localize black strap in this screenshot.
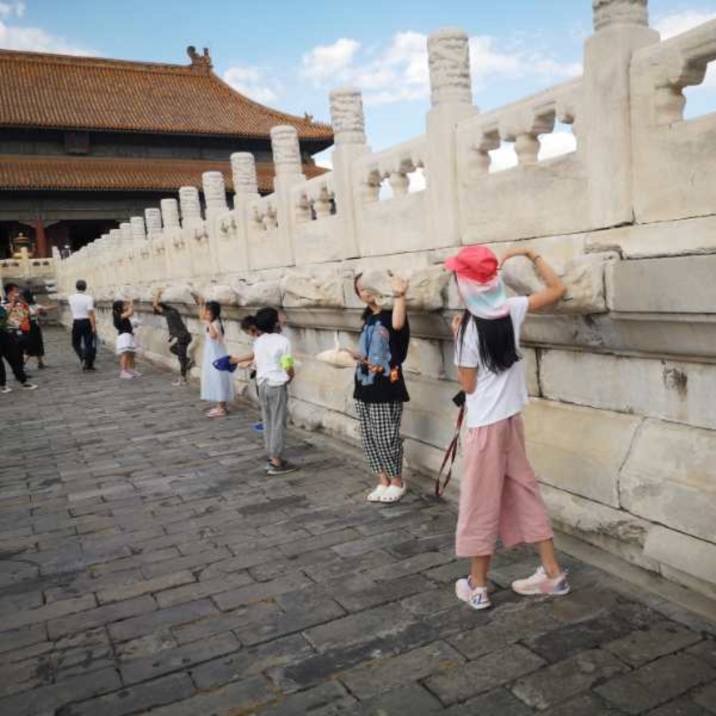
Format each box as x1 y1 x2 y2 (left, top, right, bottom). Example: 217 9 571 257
434 403 465 498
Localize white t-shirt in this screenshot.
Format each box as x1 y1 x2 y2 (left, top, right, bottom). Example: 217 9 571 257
254 333 292 387
454 296 530 429
68 292 94 319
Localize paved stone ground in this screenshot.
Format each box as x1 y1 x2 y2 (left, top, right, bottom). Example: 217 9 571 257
1 328 716 716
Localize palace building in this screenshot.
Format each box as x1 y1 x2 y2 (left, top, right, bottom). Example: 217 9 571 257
0 46 333 258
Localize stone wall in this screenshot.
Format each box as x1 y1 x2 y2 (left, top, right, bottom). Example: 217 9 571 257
55 1 716 598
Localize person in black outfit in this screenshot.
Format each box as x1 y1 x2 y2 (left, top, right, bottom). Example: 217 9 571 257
153 288 193 386
342 271 411 504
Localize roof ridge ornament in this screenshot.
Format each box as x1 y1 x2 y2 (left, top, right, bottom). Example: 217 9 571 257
187 46 212 73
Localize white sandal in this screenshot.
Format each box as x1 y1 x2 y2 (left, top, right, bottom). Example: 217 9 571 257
380 483 407 503
367 485 388 502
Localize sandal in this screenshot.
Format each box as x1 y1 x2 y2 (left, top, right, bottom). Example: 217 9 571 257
380 482 407 503
367 485 388 502
206 407 227 418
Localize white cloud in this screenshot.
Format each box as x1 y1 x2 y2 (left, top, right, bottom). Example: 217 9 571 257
0 19 94 54
0 2 94 55
654 9 716 39
301 31 582 107
0 1 24 19
301 38 360 84
223 65 281 104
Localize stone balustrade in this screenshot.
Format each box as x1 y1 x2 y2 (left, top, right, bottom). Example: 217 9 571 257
54 0 716 600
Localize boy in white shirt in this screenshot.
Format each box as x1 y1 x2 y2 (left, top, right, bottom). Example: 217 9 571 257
234 307 296 476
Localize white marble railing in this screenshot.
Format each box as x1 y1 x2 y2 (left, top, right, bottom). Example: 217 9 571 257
292 172 336 223
355 136 428 203
631 18 716 223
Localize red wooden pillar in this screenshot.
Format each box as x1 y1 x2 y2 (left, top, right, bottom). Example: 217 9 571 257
34 219 48 258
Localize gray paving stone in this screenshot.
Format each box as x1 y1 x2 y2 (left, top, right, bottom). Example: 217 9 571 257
341 640 465 700
172 600 280 645
107 598 217 642
256 681 355 716
689 639 716 669
694 682 716 715
304 603 416 653
523 612 636 662
650 696 715 716
423 645 545 706
604 621 704 667
445 688 534 716
48 595 157 639
212 571 313 611
332 573 434 613
191 633 315 690
133 675 275 715
0 665 120 716
511 648 630 710
120 631 240 685
154 570 253 608
596 653 716 714
96 569 196 604
539 692 626 716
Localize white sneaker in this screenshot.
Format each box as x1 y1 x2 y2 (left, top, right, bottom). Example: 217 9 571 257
1 386 12 394
119 371 134 380
380 482 407 503
21 383 37 391
130 370 142 377
455 577 492 611
172 378 187 386
511 566 570 596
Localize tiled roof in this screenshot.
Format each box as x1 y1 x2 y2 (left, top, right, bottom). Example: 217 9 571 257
0 47 333 143
0 155 326 194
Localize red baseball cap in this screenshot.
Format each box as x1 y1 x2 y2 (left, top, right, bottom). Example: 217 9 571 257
445 245 499 284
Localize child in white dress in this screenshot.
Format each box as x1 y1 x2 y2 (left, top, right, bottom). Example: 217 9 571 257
199 298 235 417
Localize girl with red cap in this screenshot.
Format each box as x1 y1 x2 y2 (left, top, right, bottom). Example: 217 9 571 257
446 244 569 610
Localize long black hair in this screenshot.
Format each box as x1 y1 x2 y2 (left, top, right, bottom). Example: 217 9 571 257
458 311 521 374
112 300 125 331
205 300 224 335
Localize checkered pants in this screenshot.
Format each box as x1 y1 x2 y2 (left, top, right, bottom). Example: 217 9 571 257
355 400 404 479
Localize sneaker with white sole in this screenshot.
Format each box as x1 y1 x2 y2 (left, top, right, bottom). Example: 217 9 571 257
455 577 492 611
119 371 134 380
21 382 37 391
511 566 570 596
172 378 188 387
1 385 12 394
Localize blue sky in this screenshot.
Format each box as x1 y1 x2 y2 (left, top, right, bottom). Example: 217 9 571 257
1 0 715 159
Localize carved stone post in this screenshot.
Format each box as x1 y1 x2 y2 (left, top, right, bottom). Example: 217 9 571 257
120 222 133 245
329 87 368 258
179 186 203 228
426 28 478 247
145 208 162 236
231 153 259 208
583 0 657 227
230 152 259 270
270 125 305 266
130 216 146 244
202 171 228 221
160 199 180 229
